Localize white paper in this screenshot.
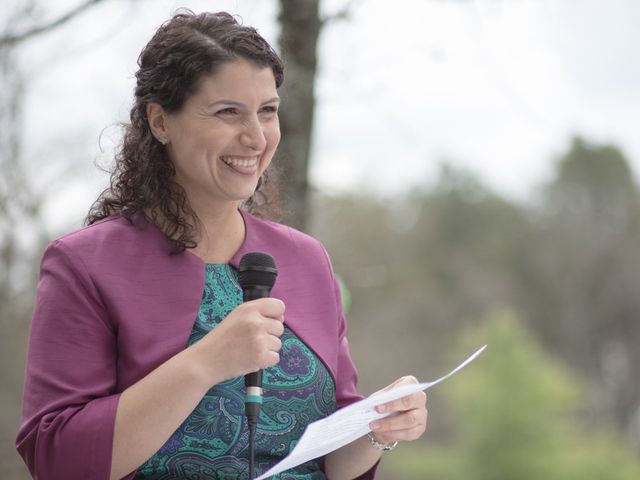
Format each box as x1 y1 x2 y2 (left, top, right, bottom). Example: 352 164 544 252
255 345 486 479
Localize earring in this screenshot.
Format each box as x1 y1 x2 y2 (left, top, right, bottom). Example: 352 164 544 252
158 137 168 145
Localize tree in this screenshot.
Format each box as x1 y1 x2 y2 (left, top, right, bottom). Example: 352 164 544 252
0 1 107 47
311 148 640 457
276 0 321 231
0 2 112 477
309 165 534 395
379 312 640 480
545 136 638 232
276 0 356 230
527 136 640 444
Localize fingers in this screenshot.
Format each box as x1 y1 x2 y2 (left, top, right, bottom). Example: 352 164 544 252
371 407 428 432
375 375 419 395
254 334 282 370
265 318 285 337
370 407 428 443
369 378 429 444
372 423 426 443
251 316 283 370
390 375 419 388
266 334 282 353
247 298 285 320
263 350 281 369
376 389 427 414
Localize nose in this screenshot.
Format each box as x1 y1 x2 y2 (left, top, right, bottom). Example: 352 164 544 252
239 115 267 151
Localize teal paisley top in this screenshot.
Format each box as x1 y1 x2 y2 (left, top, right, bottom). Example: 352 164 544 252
135 264 337 479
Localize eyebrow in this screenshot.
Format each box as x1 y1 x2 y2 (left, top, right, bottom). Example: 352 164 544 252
208 97 281 108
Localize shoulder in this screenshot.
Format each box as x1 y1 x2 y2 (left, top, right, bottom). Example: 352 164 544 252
241 211 332 270
38 213 204 327
51 213 171 259
39 213 186 286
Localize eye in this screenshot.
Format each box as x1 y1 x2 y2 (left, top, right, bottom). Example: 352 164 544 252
216 107 238 116
260 105 279 115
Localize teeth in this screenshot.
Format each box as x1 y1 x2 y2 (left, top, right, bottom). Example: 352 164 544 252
222 156 258 168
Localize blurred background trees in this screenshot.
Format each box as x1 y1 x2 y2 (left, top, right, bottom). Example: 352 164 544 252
527 137 640 441
311 136 640 478
379 312 640 479
0 3 63 475
2 1 640 479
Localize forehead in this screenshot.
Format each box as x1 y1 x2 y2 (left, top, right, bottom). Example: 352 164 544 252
189 60 278 105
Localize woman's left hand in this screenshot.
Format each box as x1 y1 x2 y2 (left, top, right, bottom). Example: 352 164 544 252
368 375 428 445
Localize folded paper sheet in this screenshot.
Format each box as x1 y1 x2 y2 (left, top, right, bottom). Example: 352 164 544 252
255 345 487 479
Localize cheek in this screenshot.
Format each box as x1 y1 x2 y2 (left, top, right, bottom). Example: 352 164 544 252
267 123 281 150
260 128 279 172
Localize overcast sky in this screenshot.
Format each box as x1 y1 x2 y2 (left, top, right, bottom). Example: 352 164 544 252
9 0 640 230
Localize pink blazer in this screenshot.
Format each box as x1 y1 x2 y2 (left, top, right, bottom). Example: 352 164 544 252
17 211 373 479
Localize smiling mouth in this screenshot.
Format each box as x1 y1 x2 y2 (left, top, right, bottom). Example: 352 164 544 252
220 155 259 169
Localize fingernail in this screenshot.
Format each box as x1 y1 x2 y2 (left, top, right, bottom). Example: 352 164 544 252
376 405 385 413
370 422 380 431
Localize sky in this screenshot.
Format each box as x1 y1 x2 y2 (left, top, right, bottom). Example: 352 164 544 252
8 0 640 231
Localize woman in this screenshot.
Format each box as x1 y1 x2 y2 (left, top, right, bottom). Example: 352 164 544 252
17 11 427 480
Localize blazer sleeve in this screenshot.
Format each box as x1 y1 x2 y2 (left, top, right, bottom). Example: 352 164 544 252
332 276 363 410
325 248 379 479
16 240 121 480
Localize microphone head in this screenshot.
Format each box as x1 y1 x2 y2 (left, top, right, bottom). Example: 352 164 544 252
238 252 277 289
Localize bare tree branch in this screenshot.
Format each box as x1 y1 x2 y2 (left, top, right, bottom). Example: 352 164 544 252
0 0 107 47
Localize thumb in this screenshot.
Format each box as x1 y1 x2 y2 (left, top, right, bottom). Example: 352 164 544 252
372 375 419 397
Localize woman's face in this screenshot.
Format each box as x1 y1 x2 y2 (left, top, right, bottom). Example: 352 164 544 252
162 60 280 207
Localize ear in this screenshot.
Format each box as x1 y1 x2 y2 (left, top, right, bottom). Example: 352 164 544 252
147 102 170 144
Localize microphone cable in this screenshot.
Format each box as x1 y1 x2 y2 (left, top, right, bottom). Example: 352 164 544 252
245 380 262 478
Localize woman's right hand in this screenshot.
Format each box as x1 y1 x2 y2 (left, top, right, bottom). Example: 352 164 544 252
190 298 286 386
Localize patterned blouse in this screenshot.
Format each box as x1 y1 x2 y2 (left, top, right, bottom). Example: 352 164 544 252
135 264 337 479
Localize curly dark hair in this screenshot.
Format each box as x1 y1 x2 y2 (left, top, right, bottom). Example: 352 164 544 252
86 10 285 252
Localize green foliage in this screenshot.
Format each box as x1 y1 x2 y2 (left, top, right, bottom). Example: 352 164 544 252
546 136 638 231
447 311 580 480
336 274 351 313
380 312 640 480
314 137 640 477
552 136 636 204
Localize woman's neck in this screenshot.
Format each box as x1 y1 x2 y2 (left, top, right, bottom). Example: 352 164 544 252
189 202 246 264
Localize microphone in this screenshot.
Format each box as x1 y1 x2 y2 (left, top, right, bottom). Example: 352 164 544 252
237 252 277 478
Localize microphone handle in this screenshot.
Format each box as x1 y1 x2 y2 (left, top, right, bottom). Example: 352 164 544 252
242 286 272 302
242 285 272 418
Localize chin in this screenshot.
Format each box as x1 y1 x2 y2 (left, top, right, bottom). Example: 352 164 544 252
232 187 260 202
